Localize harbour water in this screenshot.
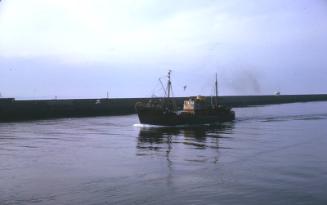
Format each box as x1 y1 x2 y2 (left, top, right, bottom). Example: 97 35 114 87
1 102 327 204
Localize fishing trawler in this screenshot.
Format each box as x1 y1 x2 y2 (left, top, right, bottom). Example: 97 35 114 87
135 70 235 126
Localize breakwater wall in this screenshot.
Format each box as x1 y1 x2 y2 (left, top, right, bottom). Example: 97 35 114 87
1 94 327 122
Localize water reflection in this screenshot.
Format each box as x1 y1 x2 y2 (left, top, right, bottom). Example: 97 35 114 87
136 123 235 160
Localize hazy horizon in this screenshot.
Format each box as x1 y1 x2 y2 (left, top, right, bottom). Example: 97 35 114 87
1 0 327 99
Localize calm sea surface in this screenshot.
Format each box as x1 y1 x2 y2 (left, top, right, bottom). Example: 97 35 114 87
1 102 327 205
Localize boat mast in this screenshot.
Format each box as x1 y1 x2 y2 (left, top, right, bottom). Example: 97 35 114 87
167 70 172 98
215 73 218 106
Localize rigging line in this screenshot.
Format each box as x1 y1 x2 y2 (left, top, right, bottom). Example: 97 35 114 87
150 80 163 97
159 78 167 97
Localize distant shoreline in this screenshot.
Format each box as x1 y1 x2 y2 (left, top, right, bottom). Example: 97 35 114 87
1 94 327 122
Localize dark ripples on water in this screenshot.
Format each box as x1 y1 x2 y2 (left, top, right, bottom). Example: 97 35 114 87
1 102 327 205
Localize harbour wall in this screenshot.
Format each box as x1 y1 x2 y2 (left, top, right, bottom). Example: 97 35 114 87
1 94 327 122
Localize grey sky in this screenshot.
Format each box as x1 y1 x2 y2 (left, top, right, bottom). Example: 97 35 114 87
0 0 326 99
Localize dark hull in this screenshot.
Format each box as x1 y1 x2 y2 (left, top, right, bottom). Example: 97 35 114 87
136 107 235 126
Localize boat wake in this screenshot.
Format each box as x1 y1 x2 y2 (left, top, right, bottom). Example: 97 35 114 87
133 123 165 128
133 122 232 128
